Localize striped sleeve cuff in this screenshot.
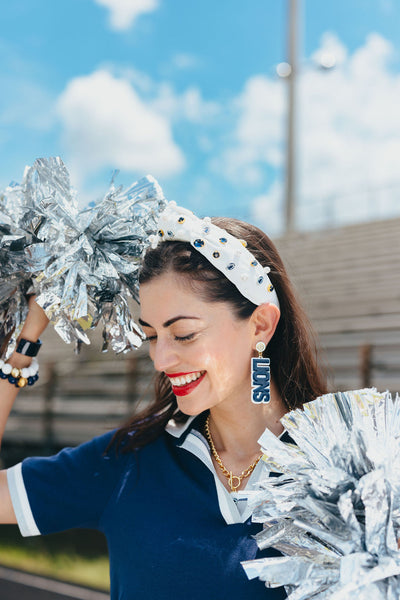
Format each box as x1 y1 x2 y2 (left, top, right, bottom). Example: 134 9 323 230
7 463 41 537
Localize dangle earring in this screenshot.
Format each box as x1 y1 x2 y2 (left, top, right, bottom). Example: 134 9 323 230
251 341 270 404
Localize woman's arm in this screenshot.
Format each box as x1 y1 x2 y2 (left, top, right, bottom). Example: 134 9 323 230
0 296 49 523
0 471 16 523
0 296 49 443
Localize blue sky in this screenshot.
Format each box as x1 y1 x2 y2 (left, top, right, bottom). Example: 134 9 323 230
2 0 400 235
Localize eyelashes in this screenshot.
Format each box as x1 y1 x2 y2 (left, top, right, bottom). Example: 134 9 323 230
144 335 157 342
144 333 196 343
175 333 195 342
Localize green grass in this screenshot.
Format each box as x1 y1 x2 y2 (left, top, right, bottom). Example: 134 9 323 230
0 527 110 591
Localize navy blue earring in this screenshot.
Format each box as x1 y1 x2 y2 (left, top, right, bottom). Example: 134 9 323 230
251 341 270 404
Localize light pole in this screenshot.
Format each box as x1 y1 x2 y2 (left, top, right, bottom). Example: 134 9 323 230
279 0 336 233
284 0 298 233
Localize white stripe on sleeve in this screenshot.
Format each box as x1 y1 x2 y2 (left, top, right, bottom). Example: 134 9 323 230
7 463 41 537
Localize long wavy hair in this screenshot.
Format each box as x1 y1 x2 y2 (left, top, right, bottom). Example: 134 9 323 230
112 217 327 452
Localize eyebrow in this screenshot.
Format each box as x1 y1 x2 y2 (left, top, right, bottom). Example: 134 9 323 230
138 316 201 329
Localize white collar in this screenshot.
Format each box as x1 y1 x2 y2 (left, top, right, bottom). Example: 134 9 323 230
165 414 289 441
164 414 198 438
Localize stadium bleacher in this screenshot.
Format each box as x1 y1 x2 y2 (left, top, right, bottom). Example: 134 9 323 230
275 215 400 393
2 216 400 459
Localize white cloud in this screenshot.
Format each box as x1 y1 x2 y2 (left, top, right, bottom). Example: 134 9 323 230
297 32 400 229
251 182 284 238
311 32 348 69
212 75 285 186
216 32 400 231
94 0 159 31
159 53 203 80
96 65 219 123
57 69 185 184
151 83 220 123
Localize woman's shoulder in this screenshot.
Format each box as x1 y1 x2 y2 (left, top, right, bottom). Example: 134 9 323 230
20 429 137 480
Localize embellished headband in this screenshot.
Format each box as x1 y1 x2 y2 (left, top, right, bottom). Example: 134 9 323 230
1 157 278 356
148 201 280 309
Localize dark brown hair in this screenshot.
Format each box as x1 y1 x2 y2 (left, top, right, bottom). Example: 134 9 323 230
113 217 327 452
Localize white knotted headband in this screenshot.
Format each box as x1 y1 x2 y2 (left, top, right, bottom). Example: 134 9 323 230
148 201 280 309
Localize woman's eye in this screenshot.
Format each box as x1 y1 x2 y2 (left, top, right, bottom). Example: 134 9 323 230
144 332 196 342
144 335 157 342
174 333 196 342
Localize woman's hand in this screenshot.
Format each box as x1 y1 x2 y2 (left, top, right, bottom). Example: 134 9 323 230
0 295 50 448
8 296 50 369
21 295 50 342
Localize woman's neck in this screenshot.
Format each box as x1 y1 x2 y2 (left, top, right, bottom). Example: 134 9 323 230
207 380 287 460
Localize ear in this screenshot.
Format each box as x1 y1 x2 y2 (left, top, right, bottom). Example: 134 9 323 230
250 303 280 349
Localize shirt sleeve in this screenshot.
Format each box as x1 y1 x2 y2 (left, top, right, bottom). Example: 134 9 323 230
7 430 129 537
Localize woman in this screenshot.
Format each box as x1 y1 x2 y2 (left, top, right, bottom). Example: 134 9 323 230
0 201 326 599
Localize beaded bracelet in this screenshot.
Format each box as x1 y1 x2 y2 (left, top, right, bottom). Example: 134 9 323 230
0 358 39 388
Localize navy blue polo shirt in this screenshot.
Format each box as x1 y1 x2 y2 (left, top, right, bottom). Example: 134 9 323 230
7 415 287 600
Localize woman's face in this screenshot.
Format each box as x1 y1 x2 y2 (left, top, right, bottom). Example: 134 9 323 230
139 272 255 415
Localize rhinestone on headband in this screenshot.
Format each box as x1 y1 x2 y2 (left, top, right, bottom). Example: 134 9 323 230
151 201 280 309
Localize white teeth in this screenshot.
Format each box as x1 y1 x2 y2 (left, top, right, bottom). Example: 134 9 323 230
169 371 204 387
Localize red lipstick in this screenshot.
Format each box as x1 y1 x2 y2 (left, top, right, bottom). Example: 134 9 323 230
167 372 206 397
165 371 198 378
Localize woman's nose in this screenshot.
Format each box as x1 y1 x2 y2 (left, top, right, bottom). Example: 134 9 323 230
151 339 180 373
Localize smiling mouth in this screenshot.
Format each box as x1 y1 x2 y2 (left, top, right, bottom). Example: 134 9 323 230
166 371 206 387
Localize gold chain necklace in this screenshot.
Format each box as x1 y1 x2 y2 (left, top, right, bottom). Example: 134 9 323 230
204 414 263 493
